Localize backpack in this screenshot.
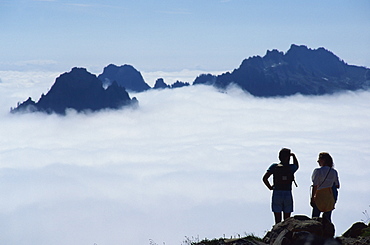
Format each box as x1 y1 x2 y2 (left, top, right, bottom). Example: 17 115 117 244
273 164 297 188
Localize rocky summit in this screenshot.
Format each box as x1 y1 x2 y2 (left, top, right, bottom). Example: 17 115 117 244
190 216 370 245
193 44 370 96
98 64 151 92
11 67 138 115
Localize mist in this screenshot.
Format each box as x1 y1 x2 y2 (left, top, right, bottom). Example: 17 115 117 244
0 72 369 245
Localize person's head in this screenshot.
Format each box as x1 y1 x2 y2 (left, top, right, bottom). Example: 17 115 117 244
279 148 291 163
317 152 334 167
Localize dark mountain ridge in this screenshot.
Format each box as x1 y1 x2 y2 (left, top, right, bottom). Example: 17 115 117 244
10 44 370 115
96 44 370 96
11 67 138 115
98 64 151 92
194 44 370 96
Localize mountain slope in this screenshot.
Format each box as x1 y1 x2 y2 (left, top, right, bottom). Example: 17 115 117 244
193 44 370 96
12 67 138 115
98 64 151 92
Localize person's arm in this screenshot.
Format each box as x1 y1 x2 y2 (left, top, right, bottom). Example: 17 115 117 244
310 185 317 207
291 153 299 169
335 171 340 189
262 172 273 190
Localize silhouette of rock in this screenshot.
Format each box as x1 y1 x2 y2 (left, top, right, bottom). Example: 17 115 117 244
193 44 370 96
153 79 190 89
342 222 369 238
189 218 370 245
11 67 138 115
12 97 38 113
263 216 338 245
153 78 170 89
193 74 217 86
171 81 190 88
98 64 150 92
339 222 370 245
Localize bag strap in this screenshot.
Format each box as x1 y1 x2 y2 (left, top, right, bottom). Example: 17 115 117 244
288 164 298 187
310 167 331 199
293 179 298 187
318 167 332 188
287 164 298 187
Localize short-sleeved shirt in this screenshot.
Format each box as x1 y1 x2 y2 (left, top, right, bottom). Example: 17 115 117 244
267 163 298 191
312 166 339 190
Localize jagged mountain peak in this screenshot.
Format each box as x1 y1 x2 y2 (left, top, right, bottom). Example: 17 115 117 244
98 64 150 92
50 67 103 91
195 44 369 96
12 67 137 115
10 44 370 116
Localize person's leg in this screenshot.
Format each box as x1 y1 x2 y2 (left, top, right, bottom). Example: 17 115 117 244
311 203 321 218
282 191 293 221
283 212 291 221
272 191 283 224
274 212 282 224
323 211 332 223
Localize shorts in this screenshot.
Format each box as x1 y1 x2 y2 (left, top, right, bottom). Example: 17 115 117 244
272 190 293 213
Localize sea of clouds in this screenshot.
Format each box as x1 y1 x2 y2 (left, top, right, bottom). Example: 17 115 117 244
0 70 369 245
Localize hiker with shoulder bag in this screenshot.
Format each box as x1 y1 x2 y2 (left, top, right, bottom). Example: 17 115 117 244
310 152 340 223
263 148 299 224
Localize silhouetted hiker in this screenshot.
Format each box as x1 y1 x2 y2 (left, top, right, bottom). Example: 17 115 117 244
263 148 299 224
310 152 340 223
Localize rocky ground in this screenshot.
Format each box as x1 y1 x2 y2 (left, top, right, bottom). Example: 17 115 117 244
191 216 370 245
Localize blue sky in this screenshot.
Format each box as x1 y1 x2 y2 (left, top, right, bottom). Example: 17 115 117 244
1 0 369 73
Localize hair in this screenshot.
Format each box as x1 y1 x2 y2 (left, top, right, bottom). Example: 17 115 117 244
319 152 334 167
279 148 291 162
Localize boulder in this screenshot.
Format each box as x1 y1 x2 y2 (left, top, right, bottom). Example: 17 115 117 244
342 222 368 238
190 219 370 245
262 215 338 245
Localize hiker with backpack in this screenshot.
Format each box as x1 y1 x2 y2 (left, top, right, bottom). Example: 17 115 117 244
310 152 340 223
263 148 299 224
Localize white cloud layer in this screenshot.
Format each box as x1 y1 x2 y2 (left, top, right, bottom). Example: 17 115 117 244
0 72 369 244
